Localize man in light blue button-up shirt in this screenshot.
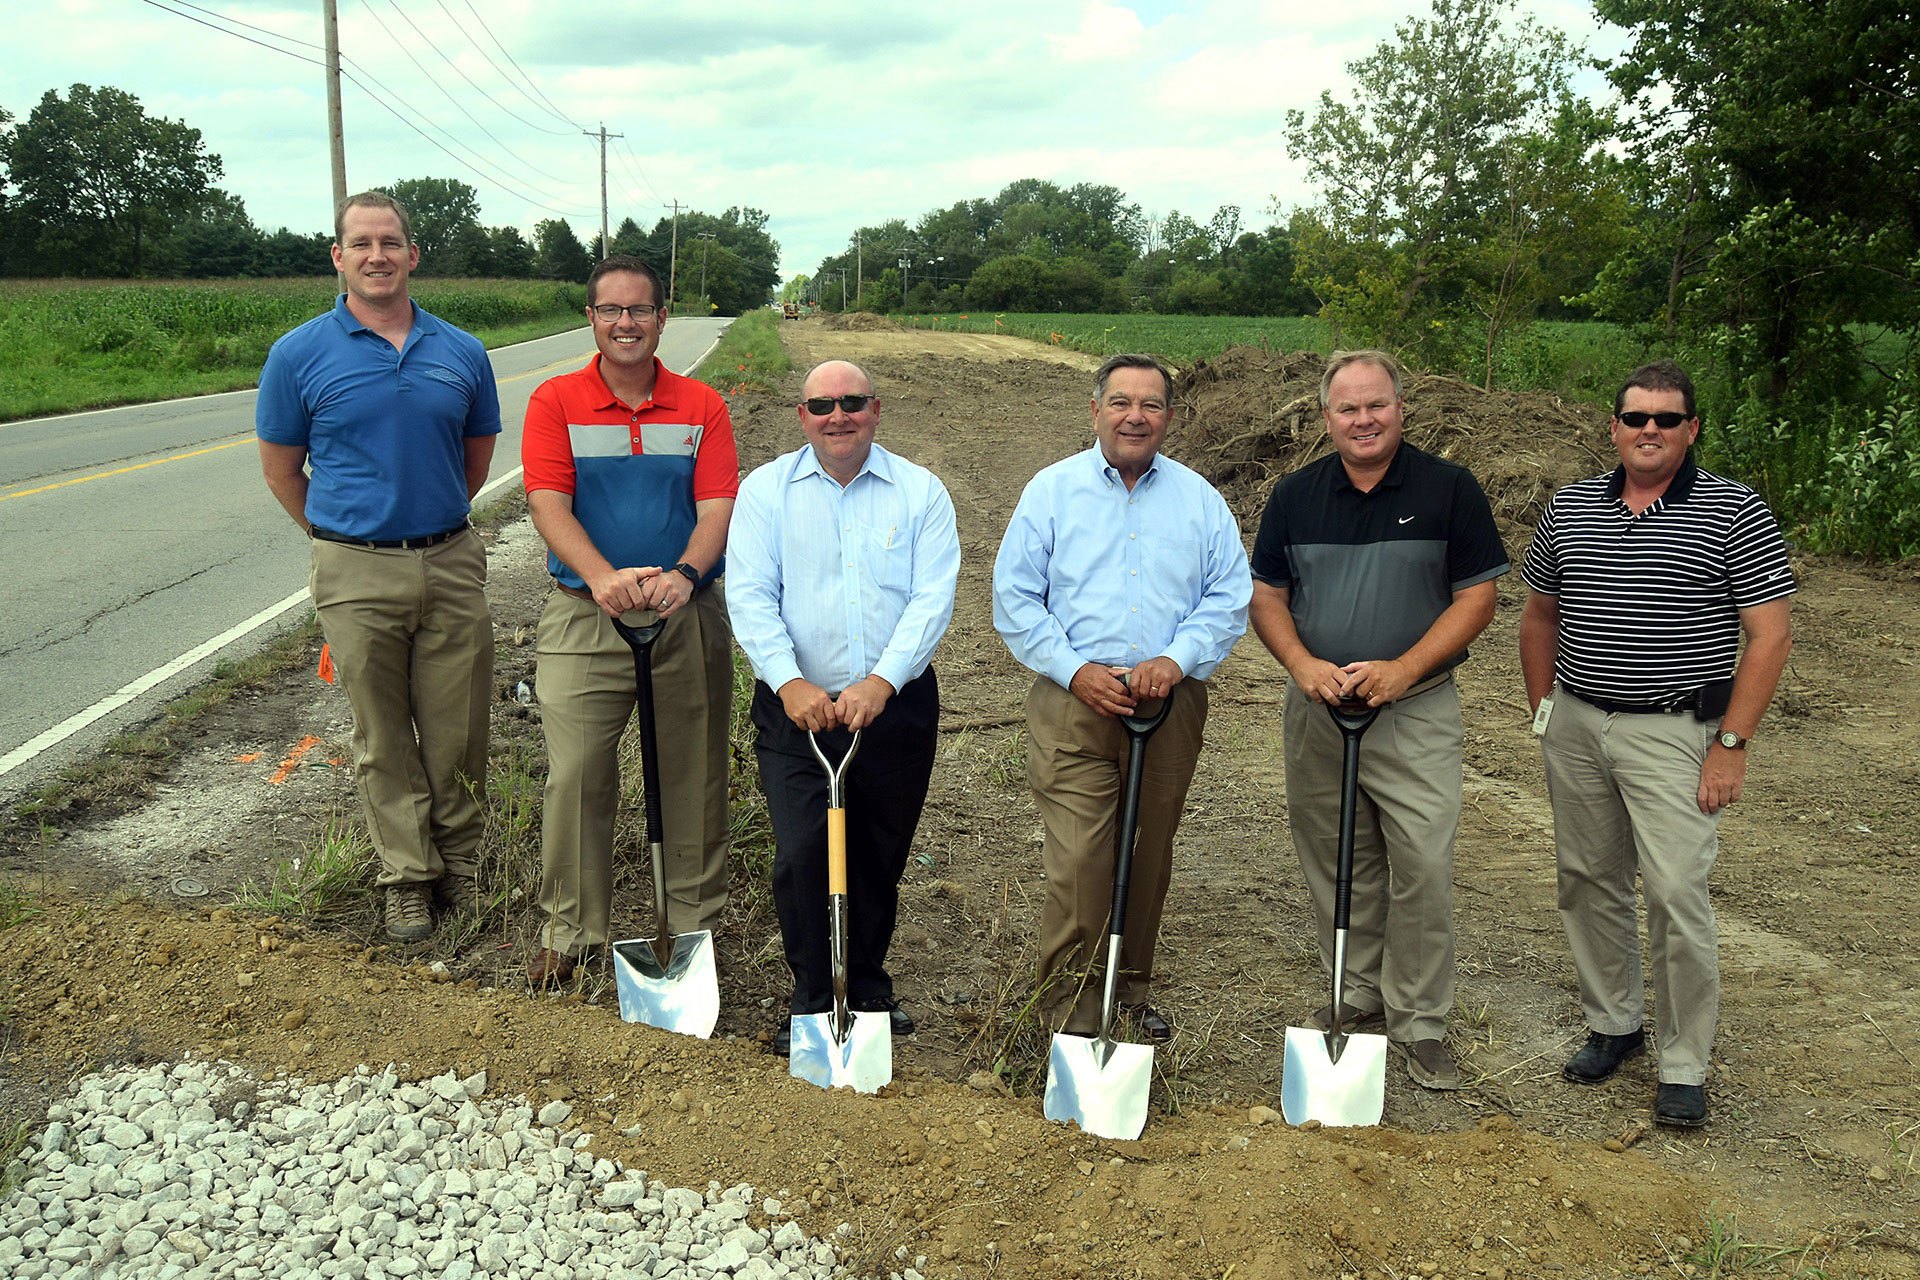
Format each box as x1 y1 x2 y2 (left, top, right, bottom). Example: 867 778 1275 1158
993 354 1251 1040
729 360 960 1050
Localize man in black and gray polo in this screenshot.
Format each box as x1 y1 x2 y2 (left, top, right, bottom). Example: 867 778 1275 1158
1519 359 1794 1128
1249 349 1507 1091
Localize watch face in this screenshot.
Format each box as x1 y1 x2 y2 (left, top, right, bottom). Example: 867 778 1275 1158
1718 731 1744 749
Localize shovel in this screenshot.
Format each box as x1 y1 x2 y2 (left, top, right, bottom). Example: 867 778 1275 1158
608 609 720 1039
790 729 892 1093
1281 698 1388 1126
1044 683 1175 1141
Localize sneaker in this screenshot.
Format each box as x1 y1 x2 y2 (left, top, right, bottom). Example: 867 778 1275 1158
1654 1082 1709 1128
1307 1002 1387 1036
1562 1029 1647 1084
1396 1038 1463 1091
435 873 479 918
384 884 435 943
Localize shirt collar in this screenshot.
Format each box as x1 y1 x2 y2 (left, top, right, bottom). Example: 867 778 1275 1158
330 294 431 338
791 441 893 487
1087 442 1160 489
586 355 678 413
1331 440 1412 493
1604 453 1699 506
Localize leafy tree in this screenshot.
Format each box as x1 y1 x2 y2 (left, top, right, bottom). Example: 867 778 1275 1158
158 189 258 278
607 217 647 259
485 226 534 278
964 255 1051 310
385 177 481 271
534 218 591 283
251 227 334 277
7 83 222 274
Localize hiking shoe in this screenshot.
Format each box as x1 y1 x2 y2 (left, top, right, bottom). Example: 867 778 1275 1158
526 948 579 988
1307 1002 1387 1036
1396 1038 1463 1091
435 873 479 918
1654 1083 1709 1128
1563 1029 1647 1084
384 884 435 943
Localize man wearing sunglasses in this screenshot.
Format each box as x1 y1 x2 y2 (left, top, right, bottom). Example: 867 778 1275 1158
1249 349 1508 1092
520 254 740 987
1520 359 1796 1128
728 360 960 1052
994 353 1252 1043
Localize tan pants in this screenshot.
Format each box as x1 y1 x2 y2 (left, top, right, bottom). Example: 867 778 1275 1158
1026 676 1208 1035
535 586 732 955
308 530 493 887
1541 689 1722 1084
1283 679 1462 1042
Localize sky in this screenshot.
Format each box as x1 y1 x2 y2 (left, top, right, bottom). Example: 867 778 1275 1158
3 0 1629 280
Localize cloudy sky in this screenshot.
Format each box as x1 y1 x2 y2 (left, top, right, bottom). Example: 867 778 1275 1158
5 0 1626 278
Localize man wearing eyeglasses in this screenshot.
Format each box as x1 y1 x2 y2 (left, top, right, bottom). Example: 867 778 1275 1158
727 360 959 1053
520 254 740 987
1520 359 1795 1128
994 353 1252 1043
1249 349 1508 1092
257 191 500 945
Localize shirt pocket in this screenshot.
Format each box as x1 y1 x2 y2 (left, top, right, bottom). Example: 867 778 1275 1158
860 521 913 593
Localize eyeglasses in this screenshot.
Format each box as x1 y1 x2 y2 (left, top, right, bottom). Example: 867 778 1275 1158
1616 411 1692 429
590 303 661 322
803 395 873 415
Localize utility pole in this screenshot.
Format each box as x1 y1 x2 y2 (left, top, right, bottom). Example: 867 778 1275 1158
855 231 863 301
668 199 680 304
898 255 909 311
582 125 623 258
697 231 717 303
322 0 347 291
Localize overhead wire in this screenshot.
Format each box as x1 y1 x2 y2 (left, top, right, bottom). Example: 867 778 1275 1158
136 0 328 68
382 0 578 139
447 0 581 131
612 138 666 207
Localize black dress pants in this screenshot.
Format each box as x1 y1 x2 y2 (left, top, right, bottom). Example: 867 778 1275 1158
751 670 939 1014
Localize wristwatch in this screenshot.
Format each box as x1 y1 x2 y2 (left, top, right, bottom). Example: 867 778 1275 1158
1716 730 1748 750
670 562 701 586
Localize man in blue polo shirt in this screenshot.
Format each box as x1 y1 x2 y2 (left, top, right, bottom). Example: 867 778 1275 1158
1249 349 1507 1091
257 191 501 944
521 255 740 987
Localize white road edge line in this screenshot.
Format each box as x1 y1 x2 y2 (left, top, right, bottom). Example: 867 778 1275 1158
0 322 730 781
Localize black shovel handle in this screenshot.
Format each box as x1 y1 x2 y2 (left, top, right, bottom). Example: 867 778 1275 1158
1107 685 1176 931
612 612 668 848
1327 699 1379 933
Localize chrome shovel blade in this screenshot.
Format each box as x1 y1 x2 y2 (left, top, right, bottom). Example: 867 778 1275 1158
611 931 720 1039
1280 1025 1387 1127
789 1012 892 1093
1043 1032 1154 1140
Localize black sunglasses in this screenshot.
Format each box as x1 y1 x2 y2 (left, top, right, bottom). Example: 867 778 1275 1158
1616 411 1692 429
803 395 873 415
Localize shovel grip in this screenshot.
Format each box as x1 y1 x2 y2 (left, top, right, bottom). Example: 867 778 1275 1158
827 807 848 895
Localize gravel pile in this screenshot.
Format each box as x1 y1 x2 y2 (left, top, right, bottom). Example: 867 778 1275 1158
0 1059 922 1280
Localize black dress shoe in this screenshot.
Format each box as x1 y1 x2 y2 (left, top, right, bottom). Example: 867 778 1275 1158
887 1003 915 1036
1562 1028 1646 1084
1126 1005 1174 1042
1654 1082 1708 1127
771 1021 792 1057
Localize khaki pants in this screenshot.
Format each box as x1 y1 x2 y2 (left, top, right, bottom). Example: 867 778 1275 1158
535 586 732 955
1283 679 1461 1042
1026 676 1208 1035
1541 690 1722 1085
308 530 493 887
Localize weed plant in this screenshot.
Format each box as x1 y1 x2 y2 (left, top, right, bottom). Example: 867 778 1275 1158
689 308 790 396
234 811 373 918
0 278 586 420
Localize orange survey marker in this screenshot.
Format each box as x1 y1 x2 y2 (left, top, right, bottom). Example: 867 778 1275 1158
317 643 334 683
268 736 323 785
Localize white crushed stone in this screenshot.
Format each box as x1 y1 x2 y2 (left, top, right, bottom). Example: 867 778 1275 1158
0 1058 927 1280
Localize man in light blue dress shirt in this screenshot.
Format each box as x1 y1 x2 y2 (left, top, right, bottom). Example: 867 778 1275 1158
728 360 960 1053
993 354 1251 1039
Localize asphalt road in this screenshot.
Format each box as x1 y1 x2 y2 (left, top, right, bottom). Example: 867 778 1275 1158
0 315 733 800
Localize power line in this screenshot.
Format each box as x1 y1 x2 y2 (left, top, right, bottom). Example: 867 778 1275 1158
448 0 581 132
383 0 577 140
137 0 328 68
161 0 325 50
611 138 666 208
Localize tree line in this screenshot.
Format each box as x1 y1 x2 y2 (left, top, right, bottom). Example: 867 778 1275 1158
0 84 780 316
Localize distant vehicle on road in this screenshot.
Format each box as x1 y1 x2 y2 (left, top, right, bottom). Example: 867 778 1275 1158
783 302 799 319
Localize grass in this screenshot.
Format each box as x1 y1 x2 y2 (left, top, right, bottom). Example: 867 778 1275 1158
0 882 40 931
0 277 588 421
689 307 791 396
894 311 1327 366
1662 1212 1845 1278
233 810 373 918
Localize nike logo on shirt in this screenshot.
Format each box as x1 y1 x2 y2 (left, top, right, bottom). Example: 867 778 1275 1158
1398 516 1415 525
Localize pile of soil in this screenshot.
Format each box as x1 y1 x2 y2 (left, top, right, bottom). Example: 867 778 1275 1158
3 326 1916 1279
1172 346 1614 538
818 312 903 333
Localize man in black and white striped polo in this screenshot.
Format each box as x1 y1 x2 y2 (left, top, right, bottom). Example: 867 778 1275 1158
1518 359 1795 1129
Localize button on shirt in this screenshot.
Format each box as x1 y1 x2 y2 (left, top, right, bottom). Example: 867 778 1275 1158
994 445 1251 689
728 442 959 695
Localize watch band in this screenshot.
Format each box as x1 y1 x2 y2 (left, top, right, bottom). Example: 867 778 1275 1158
670 562 700 586
1717 729 1748 750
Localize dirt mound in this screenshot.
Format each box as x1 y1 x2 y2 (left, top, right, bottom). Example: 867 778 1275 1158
1170 346 1614 537
818 311 902 333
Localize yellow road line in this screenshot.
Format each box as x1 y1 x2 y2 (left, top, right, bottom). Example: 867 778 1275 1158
0 437 253 502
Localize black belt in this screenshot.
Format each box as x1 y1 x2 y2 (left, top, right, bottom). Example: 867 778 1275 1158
1565 686 1688 716
310 522 469 550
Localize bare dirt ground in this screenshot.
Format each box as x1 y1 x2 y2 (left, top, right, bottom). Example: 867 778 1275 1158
3 319 1918 1279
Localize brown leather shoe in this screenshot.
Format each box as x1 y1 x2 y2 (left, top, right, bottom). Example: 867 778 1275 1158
526 948 578 987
